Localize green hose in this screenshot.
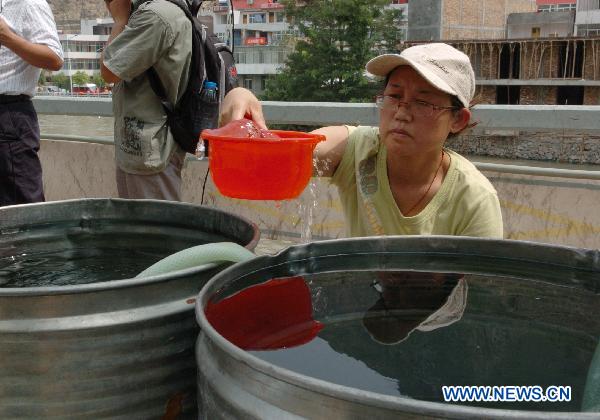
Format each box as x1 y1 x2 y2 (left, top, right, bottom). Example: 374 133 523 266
583 339 600 411
136 242 256 278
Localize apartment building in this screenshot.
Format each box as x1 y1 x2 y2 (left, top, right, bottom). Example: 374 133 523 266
205 0 291 94
57 18 112 78
205 0 409 94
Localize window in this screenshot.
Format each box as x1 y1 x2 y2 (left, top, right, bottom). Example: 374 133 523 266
249 14 266 24
531 27 540 38
578 0 600 11
539 3 577 12
244 79 253 90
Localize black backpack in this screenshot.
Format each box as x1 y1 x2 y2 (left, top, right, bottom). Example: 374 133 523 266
146 0 238 154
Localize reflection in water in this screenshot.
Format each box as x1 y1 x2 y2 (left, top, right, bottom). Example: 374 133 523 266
205 276 324 350
364 272 466 345
206 270 599 412
583 339 600 411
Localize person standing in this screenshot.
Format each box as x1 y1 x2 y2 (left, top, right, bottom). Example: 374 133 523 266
101 0 191 200
0 0 63 206
102 0 244 201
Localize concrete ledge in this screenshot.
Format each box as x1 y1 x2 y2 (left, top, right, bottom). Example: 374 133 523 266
32 97 600 132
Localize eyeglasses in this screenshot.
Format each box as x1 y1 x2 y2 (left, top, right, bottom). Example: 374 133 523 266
375 95 459 118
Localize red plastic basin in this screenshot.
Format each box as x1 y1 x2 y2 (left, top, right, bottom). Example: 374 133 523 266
201 129 325 200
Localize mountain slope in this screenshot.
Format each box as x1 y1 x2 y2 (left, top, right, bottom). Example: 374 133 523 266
47 0 110 23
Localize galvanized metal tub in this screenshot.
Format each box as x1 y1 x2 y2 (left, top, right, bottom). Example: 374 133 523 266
0 199 259 418
195 236 600 419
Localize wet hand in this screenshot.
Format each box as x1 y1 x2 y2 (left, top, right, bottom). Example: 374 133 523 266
220 87 267 130
105 0 131 25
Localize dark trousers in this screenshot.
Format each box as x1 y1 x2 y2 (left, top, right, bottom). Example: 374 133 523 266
0 97 45 206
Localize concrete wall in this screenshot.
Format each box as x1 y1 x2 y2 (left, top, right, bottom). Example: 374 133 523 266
448 131 600 164
441 0 537 40
39 139 600 249
507 20 573 38
506 11 574 38
407 0 442 41
407 0 536 41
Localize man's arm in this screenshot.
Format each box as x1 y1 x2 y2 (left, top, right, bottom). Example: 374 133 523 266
100 0 132 84
0 16 63 70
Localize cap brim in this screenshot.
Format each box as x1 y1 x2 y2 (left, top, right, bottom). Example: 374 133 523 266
366 54 459 100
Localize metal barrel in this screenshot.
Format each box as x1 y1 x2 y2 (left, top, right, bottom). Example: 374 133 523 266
0 199 259 419
195 236 600 420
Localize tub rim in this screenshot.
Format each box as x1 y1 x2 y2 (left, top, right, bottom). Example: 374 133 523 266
0 198 260 296
195 235 600 420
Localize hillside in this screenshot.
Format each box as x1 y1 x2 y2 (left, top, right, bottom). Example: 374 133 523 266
47 0 110 24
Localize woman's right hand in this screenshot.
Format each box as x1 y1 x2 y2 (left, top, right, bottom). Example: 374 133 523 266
220 87 267 130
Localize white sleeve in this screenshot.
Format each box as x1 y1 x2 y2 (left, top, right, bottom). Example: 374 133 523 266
24 1 64 60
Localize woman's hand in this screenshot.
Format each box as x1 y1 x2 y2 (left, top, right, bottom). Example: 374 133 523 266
220 87 267 129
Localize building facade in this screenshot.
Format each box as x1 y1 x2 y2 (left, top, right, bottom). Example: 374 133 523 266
576 0 600 36
408 0 537 41
57 18 112 79
536 0 577 12
398 37 600 105
506 10 575 38
205 0 291 94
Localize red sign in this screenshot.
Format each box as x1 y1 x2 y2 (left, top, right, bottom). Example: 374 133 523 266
244 37 267 45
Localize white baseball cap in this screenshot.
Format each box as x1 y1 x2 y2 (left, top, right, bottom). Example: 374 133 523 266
366 43 475 108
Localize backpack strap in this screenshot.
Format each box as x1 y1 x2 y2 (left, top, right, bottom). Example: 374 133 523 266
146 0 206 114
147 68 174 114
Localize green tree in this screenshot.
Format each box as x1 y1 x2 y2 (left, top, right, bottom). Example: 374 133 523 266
372 7 405 54
261 0 401 103
91 74 106 89
51 73 70 91
72 71 90 86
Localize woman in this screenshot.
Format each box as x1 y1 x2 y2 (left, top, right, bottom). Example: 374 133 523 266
313 43 503 237
221 43 503 238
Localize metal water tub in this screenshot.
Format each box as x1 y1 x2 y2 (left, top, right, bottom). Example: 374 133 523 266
0 199 259 418
195 236 599 419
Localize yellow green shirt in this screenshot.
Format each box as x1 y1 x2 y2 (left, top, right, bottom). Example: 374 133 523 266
331 126 503 238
